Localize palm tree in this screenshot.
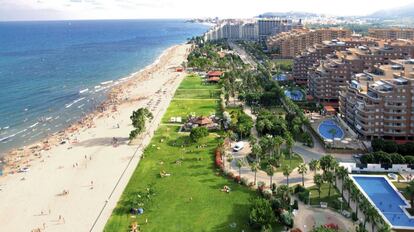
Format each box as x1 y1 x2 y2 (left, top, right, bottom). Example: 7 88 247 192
323 171 335 197
309 159 320 175
360 199 371 228
314 174 324 199
285 133 294 166
266 165 275 187
336 166 348 195
328 128 337 146
366 205 378 232
319 155 335 174
273 136 284 159
297 163 308 186
251 162 259 186
404 180 414 210
236 159 244 178
282 165 292 187
350 186 360 217
251 143 262 162
343 178 353 207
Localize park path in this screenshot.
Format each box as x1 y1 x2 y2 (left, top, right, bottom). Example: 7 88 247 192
225 142 316 188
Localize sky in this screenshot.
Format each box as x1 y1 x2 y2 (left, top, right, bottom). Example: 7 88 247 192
0 0 414 21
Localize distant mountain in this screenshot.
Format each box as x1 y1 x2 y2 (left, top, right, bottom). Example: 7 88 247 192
370 3 414 19
258 11 319 18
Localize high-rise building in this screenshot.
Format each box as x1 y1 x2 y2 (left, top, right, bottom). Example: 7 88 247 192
258 18 302 41
308 40 414 105
266 28 352 58
339 59 414 140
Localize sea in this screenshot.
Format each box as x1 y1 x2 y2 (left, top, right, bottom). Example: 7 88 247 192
0 19 209 155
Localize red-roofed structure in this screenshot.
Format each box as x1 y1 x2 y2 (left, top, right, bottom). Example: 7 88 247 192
207 71 223 78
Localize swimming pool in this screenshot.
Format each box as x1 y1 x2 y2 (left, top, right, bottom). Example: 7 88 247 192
284 90 303 101
273 74 287 81
318 119 344 140
351 175 414 229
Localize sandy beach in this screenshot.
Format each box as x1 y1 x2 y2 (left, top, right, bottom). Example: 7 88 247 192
0 44 192 232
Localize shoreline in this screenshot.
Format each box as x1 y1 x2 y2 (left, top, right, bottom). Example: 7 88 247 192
0 44 180 176
0 43 192 231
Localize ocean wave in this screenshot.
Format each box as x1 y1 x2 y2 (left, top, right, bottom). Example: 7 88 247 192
65 97 85 108
79 88 89 94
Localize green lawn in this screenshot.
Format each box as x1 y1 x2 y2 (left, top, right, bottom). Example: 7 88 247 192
178 75 221 90
276 153 303 172
104 75 260 232
174 89 220 99
162 99 220 123
308 183 348 211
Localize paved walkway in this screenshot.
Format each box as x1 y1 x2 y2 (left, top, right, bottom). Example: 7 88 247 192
225 142 316 188
293 199 356 232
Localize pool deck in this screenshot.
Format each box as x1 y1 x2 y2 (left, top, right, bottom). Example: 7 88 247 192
307 114 365 152
350 174 414 231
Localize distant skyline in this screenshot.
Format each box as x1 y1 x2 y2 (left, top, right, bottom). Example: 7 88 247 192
1 0 414 21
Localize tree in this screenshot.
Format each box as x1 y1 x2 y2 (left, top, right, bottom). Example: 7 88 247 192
319 155 336 174
328 128 337 146
189 127 209 142
323 171 335 197
273 136 284 159
314 174 324 199
404 180 414 210
365 205 378 232
351 186 360 218
266 165 275 187
285 132 294 166
251 143 262 162
249 198 275 230
236 159 244 178
297 163 308 186
129 108 153 139
282 165 292 187
251 162 259 185
336 166 348 196
309 159 320 175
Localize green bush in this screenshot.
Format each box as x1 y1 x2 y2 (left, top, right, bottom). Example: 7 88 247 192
298 190 309 204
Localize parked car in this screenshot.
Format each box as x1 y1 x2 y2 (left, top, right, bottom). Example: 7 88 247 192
233 142 244 152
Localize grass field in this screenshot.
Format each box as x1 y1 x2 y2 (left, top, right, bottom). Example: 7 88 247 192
308 183 348 211
161 99 220 123
174 89 221 99
178 74 221 90
104 75 258 232
276 153 303 172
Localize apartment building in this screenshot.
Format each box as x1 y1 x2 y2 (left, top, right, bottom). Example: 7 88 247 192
308 40 414 104
241 23 259 40
266 28 351 58
293 37 377 85
339 60 414 140
258 18 302 41
369 28 414 40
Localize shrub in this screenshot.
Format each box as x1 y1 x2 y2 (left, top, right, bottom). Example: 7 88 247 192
249 198 275 229
298 190 309 204
292 200 299 210
214 147 224 169
351 212 358 222
189 127 209 142
294 184 306 194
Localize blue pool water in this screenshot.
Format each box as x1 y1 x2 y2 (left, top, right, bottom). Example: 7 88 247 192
273 74 287 81
318 119 344 140
284 90 303 101
353 176 414 228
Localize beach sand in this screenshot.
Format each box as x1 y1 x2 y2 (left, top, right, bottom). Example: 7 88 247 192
0 44 192 232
